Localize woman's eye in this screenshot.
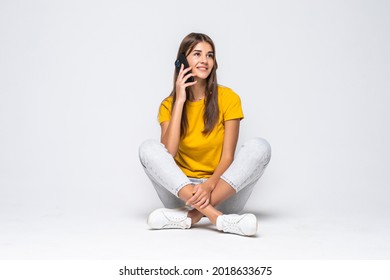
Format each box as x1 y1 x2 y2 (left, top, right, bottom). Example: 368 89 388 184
194 52 200 56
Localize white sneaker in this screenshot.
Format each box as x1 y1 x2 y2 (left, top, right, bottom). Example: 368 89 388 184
216 214 258 236
147 207 191 229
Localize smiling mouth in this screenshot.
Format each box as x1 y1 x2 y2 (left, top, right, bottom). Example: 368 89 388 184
197 66 208 71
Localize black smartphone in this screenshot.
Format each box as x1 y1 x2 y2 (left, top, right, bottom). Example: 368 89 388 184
174 53 194 83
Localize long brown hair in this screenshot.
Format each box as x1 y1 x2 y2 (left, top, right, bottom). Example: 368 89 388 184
170 32 219 138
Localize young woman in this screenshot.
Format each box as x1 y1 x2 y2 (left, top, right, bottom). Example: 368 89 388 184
139 33 271 236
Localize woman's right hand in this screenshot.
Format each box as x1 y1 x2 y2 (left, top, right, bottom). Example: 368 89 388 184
175 64 197 103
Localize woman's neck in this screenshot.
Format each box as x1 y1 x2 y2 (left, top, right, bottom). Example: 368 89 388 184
189 79 207 101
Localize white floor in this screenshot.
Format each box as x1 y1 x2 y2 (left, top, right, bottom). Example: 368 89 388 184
1 206 389 260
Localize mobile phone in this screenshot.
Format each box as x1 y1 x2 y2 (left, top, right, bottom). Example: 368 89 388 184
174 53 194 83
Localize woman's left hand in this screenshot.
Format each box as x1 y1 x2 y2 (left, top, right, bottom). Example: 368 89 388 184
186 183 213 209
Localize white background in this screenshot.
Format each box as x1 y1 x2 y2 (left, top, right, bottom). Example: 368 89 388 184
1 0 389 259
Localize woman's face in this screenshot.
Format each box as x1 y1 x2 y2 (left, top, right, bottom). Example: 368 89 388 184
186 41 214 80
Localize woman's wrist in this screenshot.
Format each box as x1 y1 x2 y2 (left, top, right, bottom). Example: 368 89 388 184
205 178 218 191
174 97 186 106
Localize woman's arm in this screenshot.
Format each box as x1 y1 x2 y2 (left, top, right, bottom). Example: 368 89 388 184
161 65 196 157
160 100 185 157
187 119 240 208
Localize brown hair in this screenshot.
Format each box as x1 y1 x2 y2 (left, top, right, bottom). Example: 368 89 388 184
170 32 219 138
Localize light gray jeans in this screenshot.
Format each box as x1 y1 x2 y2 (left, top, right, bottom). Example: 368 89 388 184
139 138 271 214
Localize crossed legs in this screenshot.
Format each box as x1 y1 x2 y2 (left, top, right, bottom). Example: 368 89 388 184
179 179 235 225
139 138 271 236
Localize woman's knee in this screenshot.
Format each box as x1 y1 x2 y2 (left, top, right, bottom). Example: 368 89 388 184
244 138 272 165
138 139 164 166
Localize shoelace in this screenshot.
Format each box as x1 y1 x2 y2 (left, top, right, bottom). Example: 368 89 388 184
221 216 246 234
162 212 189 229
222 224 245 234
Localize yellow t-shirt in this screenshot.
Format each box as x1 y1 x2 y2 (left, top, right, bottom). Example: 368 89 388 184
158 85 244 178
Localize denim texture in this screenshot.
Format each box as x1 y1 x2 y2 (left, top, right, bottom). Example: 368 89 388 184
139 138 271 214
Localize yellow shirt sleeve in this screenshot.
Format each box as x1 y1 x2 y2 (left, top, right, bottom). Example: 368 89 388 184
220 86 244 122
158 97 173 124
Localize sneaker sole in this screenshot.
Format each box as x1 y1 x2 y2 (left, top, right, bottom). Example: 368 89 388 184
147 208 190 229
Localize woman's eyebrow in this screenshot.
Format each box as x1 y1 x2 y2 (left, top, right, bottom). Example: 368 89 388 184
192 49 214 54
